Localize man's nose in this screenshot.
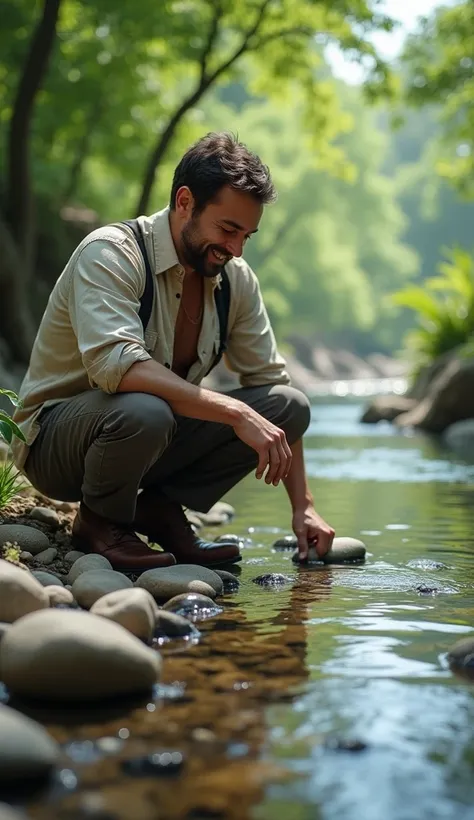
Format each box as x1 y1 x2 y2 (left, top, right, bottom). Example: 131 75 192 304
225 237 244 258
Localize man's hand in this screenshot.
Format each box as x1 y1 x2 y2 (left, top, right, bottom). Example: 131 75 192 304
232 406 292 486
292 505 335 561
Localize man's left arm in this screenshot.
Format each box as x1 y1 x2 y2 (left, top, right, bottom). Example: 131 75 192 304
283 436 335 561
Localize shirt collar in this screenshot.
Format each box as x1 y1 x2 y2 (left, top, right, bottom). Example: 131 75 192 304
145 206 222 287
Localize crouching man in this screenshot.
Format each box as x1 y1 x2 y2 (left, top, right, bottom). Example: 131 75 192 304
12 132 334 572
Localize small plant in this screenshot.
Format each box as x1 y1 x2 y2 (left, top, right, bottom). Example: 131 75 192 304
0 389 25 445
2 540 22 565
392 247 474 373
0 461 28 509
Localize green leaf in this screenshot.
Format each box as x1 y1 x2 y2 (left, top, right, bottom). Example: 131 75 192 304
0 420 13 445
0 413 26 443
0 389 22 408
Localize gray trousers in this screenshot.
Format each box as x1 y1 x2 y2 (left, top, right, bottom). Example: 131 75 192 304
24 384 310 524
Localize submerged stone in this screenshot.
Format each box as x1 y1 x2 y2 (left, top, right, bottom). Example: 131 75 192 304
214 569 240 592
162 593 223 622
252 573 294 588
407 559 447 571
122 751 184 777
272 535 297 551
325 736 368 752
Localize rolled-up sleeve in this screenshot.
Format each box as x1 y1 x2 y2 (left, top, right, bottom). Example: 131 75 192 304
225 260 291 388
68 236 152 393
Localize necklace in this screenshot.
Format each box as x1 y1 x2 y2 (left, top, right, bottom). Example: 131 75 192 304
181 302 203 325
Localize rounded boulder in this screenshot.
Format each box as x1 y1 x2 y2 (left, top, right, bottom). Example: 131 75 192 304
91 588 157 641
67 554 113 585
72 570 133 609
0 704 59 782
1 609 161 701
135 564 223 603
0 560 49 623
0 525 49 556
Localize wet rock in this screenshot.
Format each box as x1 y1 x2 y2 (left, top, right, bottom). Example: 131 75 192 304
215 533 244 547
325 736 368 752
447 637 474 674
29 506 60 529
45 586 76 607
34 547 58 566
272 535 297 551
154 609 200 639
444 418 474 460
135 565 223 603
31 570 64 587
292 536 366 565
0 704 59 782
214 569 240 592
1 609 161 701
0 559 49 622
91 588 157 641
68 554 113 585
162 593 223 622
361 395 415 424
252 573 294 588
72 570 133 609
0 525 50 556
407 559 447 571
415 584 439 595
211 501 235 519
64 550 85 564
122 750 184 777
19 551 33 563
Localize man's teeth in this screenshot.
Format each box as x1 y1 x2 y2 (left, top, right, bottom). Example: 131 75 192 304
213 250 226 261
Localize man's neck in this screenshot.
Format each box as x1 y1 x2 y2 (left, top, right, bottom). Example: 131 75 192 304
169 209 194 276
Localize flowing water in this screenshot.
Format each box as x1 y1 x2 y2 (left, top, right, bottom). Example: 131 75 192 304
14 401 474 820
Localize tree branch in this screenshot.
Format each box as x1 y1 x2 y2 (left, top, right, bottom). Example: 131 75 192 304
199 0 224 84
6 0 62 273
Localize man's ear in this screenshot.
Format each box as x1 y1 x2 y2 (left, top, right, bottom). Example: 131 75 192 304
175 186 194 218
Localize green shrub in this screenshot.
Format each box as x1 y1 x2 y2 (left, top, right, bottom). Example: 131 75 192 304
392 247 474 372
0 389 27 509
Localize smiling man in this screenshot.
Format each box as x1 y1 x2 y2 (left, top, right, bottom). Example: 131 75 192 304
12 132 335 572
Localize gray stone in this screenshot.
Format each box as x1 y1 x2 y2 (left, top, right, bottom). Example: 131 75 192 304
68 553 113 585
45 586 75 607
155 609 199 638
0 704 59 781
51 500 77 513
72 570 133 609
162 592 223 621
215 533 244 547
29 506 60 528
32 570 64 587
214 569 240 591
447 637 474 672
292 536 366 565
34 547 58 566
210 501 235 518
1 609 161 701
19 551 33 563
91 588 156 641
64 550 85 564
135 564 223 603
0 802 30 820
193 510 228 526
0 525 50 556
0 560 49 622
272 535 297 551
444 419 474 461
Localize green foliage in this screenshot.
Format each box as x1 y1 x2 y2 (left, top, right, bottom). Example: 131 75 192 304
402 0 474 195
0 463 26 509
392 247 474 369
0 389 25 445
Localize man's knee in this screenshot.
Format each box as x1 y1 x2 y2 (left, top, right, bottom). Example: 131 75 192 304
106 392 176 447
259 385 311 444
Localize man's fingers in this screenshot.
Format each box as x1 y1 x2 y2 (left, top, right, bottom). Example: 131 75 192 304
255 449 269 480
265 445 280 484
273 439 289 484
315 528 335 557
296 530 308 560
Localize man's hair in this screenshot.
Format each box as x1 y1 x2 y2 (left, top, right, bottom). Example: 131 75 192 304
170 131 276 212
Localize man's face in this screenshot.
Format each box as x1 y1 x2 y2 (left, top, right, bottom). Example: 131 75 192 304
179 186 263 278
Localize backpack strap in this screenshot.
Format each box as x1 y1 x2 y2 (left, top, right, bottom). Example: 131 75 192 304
121 219 154 330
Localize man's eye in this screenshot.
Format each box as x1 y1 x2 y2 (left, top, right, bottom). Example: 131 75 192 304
221 226 234 234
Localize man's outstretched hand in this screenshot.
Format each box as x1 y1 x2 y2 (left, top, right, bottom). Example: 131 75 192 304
292 505 335 561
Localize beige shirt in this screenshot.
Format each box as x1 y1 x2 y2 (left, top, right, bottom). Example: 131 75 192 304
12 207 289 469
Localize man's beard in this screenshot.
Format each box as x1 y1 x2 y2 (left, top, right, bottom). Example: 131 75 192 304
181 218 231 278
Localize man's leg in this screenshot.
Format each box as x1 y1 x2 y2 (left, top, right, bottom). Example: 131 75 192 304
24 391 178 572
141 384 311 511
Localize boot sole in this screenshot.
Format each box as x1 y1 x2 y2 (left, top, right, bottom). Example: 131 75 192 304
70 535 175 575
173 554 242 568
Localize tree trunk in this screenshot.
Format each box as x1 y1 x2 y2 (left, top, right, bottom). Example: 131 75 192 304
0 217 36 363
6 0 62 274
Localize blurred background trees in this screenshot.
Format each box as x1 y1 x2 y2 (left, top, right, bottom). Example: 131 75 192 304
1 0 474 376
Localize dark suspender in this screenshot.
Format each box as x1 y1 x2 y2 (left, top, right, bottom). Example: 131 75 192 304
121 218 230 373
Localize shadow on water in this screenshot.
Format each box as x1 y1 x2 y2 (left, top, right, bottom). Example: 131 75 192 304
4 401 474 820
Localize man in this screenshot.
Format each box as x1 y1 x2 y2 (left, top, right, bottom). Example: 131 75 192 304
12 132 335 572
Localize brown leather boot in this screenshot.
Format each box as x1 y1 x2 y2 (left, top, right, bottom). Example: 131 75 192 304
71 503 176 573
134 489 241 567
